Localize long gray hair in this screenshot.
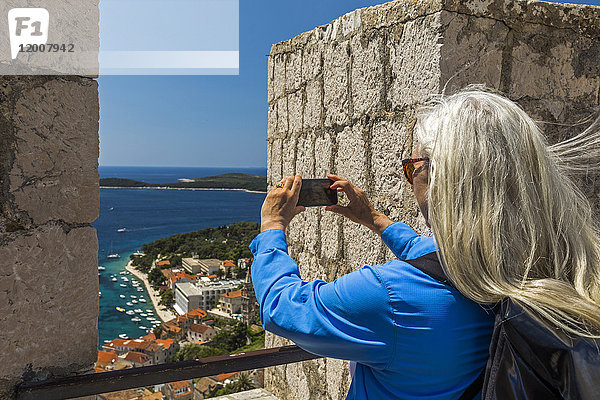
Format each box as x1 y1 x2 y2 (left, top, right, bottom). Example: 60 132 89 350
414 86 600 338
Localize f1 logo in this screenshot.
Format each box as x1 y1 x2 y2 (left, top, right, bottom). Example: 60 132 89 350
8 8 49 60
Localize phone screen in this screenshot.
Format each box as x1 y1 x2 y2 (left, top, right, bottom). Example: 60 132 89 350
297 178 338 207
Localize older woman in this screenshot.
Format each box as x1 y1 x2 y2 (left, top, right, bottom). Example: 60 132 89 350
249 88 600 399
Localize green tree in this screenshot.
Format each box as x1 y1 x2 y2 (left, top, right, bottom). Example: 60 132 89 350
170 344 225 362
159 289 174 307
235 373 254 391
211 322 248 353
148 267 165 287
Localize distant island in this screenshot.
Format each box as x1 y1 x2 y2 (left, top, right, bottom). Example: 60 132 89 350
100 173 267 192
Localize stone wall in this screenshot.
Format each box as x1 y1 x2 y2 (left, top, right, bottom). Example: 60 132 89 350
265 0 600 398
0 40 99 400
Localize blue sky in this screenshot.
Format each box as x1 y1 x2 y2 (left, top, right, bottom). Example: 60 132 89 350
98 0 600 168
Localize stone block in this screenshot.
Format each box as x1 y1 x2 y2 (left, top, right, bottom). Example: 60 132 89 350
282 136 297 176
269 138 283 184
439 11 508 93
288 90 303 135
272 53 286 100
323 41 350 127
267 103 277 139
341 219 382 273
351 33 385 118
6 78 99 227
388 13 442 110
370 116 413 205
304 80 322 131
0 224 98 383
295 134 315 178
286 52 303 93
314 134 333 178
302 42 323 82
267 54 275 104
334 125 367 189
275 98 289 138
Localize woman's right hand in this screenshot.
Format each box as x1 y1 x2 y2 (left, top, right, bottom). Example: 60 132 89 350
325 174 393 236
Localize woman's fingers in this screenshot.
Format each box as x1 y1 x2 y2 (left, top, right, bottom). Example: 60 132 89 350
324 204 351 218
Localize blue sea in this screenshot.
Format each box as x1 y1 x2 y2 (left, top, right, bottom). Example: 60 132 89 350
93 166 266 348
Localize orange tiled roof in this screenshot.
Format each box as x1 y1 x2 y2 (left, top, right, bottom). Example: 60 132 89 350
97 350 118 364
207 274 217 279
220 290 242 299
157 260 171 266
221 260 235 267
162 269 175 279
124 351 152 364
185 308 207 319
155 338 174 350
141 332 157 342
216 371 238 382
189 324 211 334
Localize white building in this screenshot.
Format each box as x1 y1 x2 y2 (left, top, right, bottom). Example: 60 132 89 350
173 280 242 315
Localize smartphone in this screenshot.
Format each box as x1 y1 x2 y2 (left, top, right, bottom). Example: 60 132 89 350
297 178 338 207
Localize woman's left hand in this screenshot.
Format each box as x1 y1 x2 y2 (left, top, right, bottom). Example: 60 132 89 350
260 174 306 232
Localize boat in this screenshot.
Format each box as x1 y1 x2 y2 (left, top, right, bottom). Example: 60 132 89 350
126 302 133 306
98 266 105 271
104 340 111 343
135 309 143 313
118 333 127 339
131 317 141 322
107 241 120 259
119 284 126 287
145 309 153 313
121 277 129 282
147 317 155 321
139 326 147 330
116 307 125 312
132 300 138 304
130 295 136 298
126 310 135 315
139 299 146 303
119 294 126 299
132 250 145 256
136 288 143 292
98 291 101 297
140 313 147 317
109 207 114 211
117 227 127 232
112 277 118 282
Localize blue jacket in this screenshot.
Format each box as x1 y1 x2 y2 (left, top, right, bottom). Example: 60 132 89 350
249 221 494 399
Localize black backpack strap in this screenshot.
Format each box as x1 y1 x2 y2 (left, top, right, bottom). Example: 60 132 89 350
403 251 456 290
403 252 484 399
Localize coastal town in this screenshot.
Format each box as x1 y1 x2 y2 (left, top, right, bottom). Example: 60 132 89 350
96 254 264 400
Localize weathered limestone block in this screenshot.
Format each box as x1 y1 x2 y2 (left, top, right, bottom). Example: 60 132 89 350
288 90 303 135
1 77 99 230
266 0 600 398
275 98 289 138
334 125 367 189
304 80 322 131
0 224 98 393
286 52 303 93
272 53 286 101
323 41 350 128
295 134 315 178
351 33 385 118
388 13 442 110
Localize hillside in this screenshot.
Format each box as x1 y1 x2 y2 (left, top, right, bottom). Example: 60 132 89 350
100 173 267 192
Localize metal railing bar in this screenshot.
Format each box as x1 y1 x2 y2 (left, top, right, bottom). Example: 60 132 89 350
16 345 322 400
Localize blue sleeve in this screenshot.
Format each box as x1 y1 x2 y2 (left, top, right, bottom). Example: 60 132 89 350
380 221 436 260
249 229 394 369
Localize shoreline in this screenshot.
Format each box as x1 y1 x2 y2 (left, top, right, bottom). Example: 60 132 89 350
125 260 176 323
100 186 266 194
